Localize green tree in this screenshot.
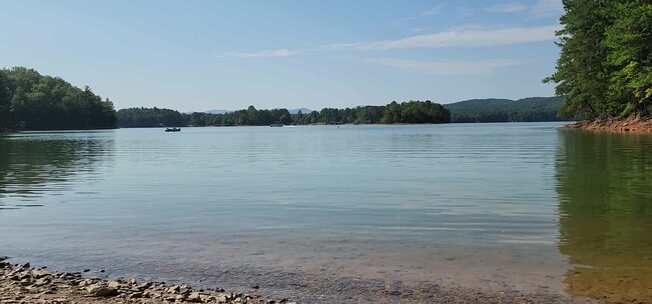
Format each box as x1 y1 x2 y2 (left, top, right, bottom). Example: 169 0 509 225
117 107 185 128
546 0 616 119
605 1 652 116
547 0 651 119
2 67 116 130
0 71 13 129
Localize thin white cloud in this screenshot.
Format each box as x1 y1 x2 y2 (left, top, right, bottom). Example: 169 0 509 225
225 49 298 59
484 0 562 17
347 25 560 50
421 4 446 16
368 58 521 75
395 4 445 24
531 0 563 17
485 2 529 13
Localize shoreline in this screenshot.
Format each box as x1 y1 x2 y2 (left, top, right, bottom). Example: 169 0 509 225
565 115 652 134
0 256 279 304
0 256 592 304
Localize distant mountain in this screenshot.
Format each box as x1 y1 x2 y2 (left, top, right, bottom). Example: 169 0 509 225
444 97 570 123
289 108 313 114
205 109 229 114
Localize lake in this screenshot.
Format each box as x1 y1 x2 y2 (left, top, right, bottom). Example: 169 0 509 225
1 123 651 303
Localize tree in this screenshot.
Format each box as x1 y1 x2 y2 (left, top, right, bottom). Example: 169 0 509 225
1 67 116 130
546 0 616 119
0 71 13 129
547 0 652 119
117 107 185 128
605 1 652 117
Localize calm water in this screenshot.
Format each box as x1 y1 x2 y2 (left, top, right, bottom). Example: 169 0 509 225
0 123 650 303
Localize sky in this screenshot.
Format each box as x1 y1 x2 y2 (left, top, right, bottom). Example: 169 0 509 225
0 0 563 112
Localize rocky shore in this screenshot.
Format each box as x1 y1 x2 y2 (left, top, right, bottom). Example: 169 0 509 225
1 256 598 304
566 115 652 134
0 256 289 304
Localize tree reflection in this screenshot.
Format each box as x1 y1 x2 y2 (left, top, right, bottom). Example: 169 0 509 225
0 132 112 203
556 130 652 303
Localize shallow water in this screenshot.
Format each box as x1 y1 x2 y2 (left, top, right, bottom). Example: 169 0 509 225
0 123 650 303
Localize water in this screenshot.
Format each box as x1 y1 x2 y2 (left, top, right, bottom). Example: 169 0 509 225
0 123 650 303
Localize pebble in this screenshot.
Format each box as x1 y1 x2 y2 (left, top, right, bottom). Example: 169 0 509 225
0 258 276 303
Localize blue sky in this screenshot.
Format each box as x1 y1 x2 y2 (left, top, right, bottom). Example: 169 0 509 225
1 0 563 112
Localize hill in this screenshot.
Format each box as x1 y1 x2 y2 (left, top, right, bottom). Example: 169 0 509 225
444 97 569 123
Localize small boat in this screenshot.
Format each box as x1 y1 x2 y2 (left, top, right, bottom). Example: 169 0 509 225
269 123 284 127
165 127 181 132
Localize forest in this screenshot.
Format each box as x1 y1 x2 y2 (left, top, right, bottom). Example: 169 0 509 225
117 97 570 127
116 101 451 127
0 67 116 131
547 0 651 119
117 107 186 128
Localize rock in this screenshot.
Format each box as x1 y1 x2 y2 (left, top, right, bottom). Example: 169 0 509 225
60 272 81 279
179 284 191 294
142 290 156 298
31 270 49 279
136 282 152 291
128 292 143 299
107 280 121 289
200 294 215 302
86 284 118 297
167 285 181 294
215 293 229 303
187 292 202 302
388 290 401 296
0 259 288 304
33 278 50 287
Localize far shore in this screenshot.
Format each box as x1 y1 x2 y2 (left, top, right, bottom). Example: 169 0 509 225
2 121 575 133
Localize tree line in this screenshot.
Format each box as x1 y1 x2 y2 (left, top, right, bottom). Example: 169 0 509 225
547 0 651 120
0 67 116 131
116 101 451 127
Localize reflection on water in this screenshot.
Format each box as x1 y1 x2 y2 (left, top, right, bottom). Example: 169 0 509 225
0 131 113 205
556 130 652 303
